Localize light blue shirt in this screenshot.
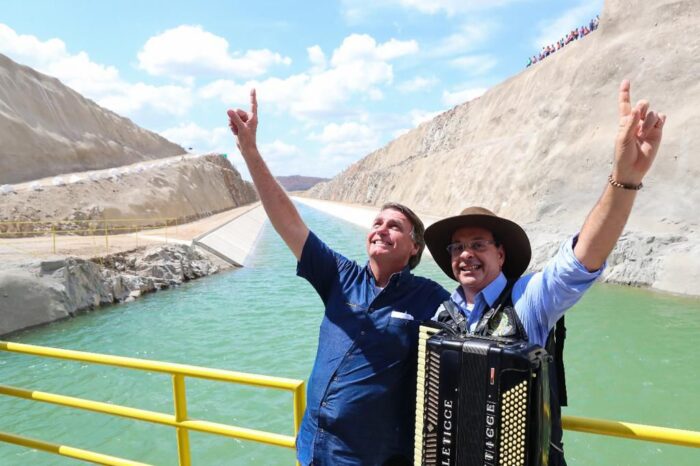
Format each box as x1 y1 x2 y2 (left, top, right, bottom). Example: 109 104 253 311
435 234 604 347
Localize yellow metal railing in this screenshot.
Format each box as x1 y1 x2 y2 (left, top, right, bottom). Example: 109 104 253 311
0 341 306 465
563 415 700 449
0 218 179 257
1 340 697 464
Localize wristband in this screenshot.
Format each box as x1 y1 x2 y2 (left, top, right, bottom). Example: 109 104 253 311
608 174 642 190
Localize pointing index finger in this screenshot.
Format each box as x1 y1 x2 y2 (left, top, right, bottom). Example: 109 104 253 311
250 88 258 116
618 79 631 117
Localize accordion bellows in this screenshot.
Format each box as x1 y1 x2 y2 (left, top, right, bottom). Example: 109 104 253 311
415 325 551 466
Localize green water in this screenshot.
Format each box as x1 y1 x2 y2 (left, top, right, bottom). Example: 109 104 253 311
0 204 698 465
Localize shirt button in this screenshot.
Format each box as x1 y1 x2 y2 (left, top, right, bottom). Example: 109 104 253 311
319 428 324 434
334 376 339 382
322 401 327 407
360 330 366 336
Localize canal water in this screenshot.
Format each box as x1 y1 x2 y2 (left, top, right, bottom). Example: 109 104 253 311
0 203 698 465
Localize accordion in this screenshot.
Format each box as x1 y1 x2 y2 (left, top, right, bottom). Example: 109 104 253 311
414 324 551 466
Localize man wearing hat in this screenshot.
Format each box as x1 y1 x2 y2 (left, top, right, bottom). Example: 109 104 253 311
424 80 666 464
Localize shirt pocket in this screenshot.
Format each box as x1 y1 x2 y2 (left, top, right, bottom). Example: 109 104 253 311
383 314 420 359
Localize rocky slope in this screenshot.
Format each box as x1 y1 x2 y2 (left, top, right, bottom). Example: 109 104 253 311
308 0 700 296
0 53 185 184
0 244 226 336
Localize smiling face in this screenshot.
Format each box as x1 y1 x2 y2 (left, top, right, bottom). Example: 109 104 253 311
366 208 419 273
450 226 505 302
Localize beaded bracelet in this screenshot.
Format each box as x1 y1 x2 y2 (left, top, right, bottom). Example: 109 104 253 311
608 174 643 190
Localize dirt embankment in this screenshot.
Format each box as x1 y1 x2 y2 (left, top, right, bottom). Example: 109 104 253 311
0 53 186 184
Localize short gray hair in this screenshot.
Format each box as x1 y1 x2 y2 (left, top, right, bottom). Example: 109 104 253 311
380 202 425 269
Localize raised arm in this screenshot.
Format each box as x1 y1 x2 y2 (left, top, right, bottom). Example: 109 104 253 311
228 89 309 260
574 80 666 271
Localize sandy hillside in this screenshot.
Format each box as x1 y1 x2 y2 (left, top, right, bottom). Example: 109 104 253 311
307 0 700 296
0 154 258 231
0 53 185 184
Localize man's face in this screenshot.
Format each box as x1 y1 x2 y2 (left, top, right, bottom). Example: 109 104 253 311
366 208 419 269
450 226 505 295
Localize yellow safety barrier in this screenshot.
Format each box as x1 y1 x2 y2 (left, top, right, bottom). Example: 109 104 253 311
0 217 179 257
0 341 306 465
1 340 698 464
563 415 700 448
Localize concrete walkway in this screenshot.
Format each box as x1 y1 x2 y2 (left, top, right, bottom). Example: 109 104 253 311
194 204 267 266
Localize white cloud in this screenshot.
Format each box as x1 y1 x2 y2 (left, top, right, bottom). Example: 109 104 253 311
159 122 252 176
200 33 418 120
533 0 603 48
442 86 487 106
259 140 308 175
159 125 308 177
0 23 192 119
397 76 439 92
97 83 192 117
376 38 420 60
137 25 291 80
307 45 327 72
331 34 417 65
159 123 231 152
449 54 497 75
310 121 381 171
262 140 303 158
434 21 496 56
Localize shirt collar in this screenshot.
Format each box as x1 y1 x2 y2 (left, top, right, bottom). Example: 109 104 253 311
451 272 508 309
364 262 413 288
481 272 508 307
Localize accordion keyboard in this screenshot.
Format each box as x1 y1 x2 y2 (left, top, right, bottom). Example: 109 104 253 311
415 325 441 466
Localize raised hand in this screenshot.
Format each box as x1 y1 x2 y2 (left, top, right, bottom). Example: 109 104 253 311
613 79 666 185
227 89 258 154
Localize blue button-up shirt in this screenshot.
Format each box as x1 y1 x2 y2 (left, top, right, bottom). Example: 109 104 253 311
437 234 604 347
296 232 449 466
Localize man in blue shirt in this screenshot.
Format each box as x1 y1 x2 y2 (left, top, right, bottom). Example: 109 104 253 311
423 80 666 465
228 91 449 465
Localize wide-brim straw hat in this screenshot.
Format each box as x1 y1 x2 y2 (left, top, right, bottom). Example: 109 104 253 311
425 206 531 281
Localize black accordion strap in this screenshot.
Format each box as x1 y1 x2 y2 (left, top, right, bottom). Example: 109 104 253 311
441 299 468 334
474 279 517 336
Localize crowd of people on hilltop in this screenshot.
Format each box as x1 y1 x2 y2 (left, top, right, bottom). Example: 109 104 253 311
527 15 599 67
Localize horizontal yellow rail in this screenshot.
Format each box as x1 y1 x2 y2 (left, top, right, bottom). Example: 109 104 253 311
0 431 149 466
563 415 700 448
0 340 305 465
0 384 296 448
0 341 301 389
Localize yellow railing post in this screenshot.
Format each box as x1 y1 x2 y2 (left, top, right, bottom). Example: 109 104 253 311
104 219 109 252
172 374 192 466
293 382 305 466
293 382 305 438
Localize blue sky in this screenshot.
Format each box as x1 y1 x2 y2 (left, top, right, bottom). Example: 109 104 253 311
0 0 602 179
